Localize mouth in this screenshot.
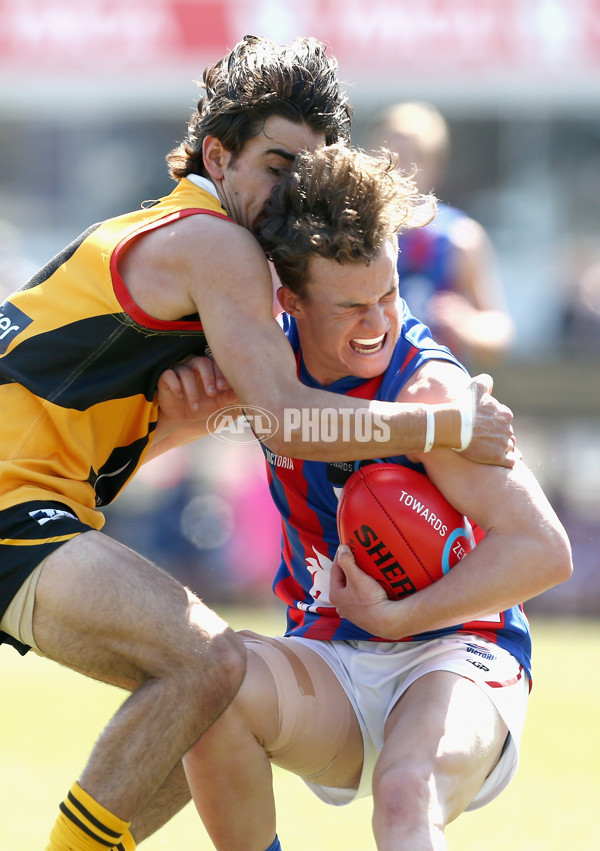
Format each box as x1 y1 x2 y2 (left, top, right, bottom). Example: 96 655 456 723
349 333 387 354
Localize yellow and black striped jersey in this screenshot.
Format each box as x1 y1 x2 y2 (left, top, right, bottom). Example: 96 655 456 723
0 178 230 528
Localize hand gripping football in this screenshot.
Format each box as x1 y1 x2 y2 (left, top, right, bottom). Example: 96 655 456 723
337 463 476 600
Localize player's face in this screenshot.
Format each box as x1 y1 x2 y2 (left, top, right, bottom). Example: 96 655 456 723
290 240 401 386
217 116 325 231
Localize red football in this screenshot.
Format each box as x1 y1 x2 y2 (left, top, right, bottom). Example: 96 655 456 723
337 463 476 600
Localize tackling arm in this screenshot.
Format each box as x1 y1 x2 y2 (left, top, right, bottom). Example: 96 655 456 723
193 221 515 465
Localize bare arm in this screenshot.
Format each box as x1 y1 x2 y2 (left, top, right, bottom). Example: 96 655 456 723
191 219 516 463
330 360 572 639
124 214 514 465
429 217 514 363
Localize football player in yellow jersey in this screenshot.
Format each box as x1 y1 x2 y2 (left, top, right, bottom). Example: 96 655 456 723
0 36 515 851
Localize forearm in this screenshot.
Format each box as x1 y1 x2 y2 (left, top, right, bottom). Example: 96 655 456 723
332 454 573 640
240 374 473 462
261 392 441 461
374 463 572 640
206 301 512 465
375 527 569 640
144 422 209 462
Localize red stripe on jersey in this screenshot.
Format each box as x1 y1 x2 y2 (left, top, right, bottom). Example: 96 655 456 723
462 611 507 638
111 208 229 330
278 459 328 585
275 572 307 619
345 374 384 399
280 524 294 583
300 613 342 640
400 344 420 374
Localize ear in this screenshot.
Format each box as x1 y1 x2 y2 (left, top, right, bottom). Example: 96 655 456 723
277 285 304 317
202 136 231 181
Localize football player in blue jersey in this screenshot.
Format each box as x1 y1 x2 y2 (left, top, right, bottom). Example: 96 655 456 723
161 143 571 851
368 101 514 367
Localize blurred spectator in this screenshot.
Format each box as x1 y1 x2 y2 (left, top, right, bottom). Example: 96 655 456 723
0 219 37 299
560 240 600 355
368 101 514 367
103 436 282 605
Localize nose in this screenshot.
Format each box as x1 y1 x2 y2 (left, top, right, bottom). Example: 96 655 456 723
361 302 388 334
263 184 281 217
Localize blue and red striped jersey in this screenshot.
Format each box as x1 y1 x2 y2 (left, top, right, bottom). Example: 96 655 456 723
263 302 532 678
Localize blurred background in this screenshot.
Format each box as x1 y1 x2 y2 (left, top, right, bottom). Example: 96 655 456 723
0 0 598 615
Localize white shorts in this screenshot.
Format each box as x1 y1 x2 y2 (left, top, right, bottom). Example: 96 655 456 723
287 633 529 809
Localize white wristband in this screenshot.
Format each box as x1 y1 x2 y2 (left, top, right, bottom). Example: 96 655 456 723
457 383 476 451
423 408 435 453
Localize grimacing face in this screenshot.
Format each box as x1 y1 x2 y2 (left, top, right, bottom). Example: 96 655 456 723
281 239 402 386
213 115 326 232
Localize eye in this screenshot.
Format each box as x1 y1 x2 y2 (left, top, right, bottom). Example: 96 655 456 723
267 161 292 178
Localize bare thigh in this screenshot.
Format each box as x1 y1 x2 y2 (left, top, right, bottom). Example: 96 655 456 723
378 670 508 820
239 633 364 790
32 530 232 685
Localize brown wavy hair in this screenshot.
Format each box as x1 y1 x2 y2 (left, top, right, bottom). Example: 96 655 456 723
258 144 436 297
167 35 352 180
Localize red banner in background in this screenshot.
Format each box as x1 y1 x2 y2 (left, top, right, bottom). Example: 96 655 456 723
0 0 228 72
0 0 599 78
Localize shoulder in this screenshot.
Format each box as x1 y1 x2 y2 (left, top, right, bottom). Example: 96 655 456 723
174 213 268 287
119 210 271 321
395 358 471 405
435 205 490 255
154 210 263 263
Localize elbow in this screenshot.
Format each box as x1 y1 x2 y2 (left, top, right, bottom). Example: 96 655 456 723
537 522 573 590
551 526 574 586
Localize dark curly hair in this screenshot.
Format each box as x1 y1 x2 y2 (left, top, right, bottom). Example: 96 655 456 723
167 35 352 179
258 144 436 298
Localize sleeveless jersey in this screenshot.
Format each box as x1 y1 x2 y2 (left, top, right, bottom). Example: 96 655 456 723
0 179 229 528
263 303 532 678
396 203 466 325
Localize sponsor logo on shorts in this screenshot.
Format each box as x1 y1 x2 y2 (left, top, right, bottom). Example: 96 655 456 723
0 301 33 354
466 643 497 661
29 508 77 526
466 658 490 672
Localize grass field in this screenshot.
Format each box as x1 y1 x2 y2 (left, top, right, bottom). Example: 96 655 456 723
2 610 598 850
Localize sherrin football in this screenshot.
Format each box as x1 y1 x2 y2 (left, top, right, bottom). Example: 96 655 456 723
337 463 476 600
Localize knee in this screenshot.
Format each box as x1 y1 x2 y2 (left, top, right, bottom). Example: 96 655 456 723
373 763 441 834
208 626 247 697
156 618 246 730
186 625 247 707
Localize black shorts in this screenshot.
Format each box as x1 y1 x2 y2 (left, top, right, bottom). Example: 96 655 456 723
0 499 92 654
